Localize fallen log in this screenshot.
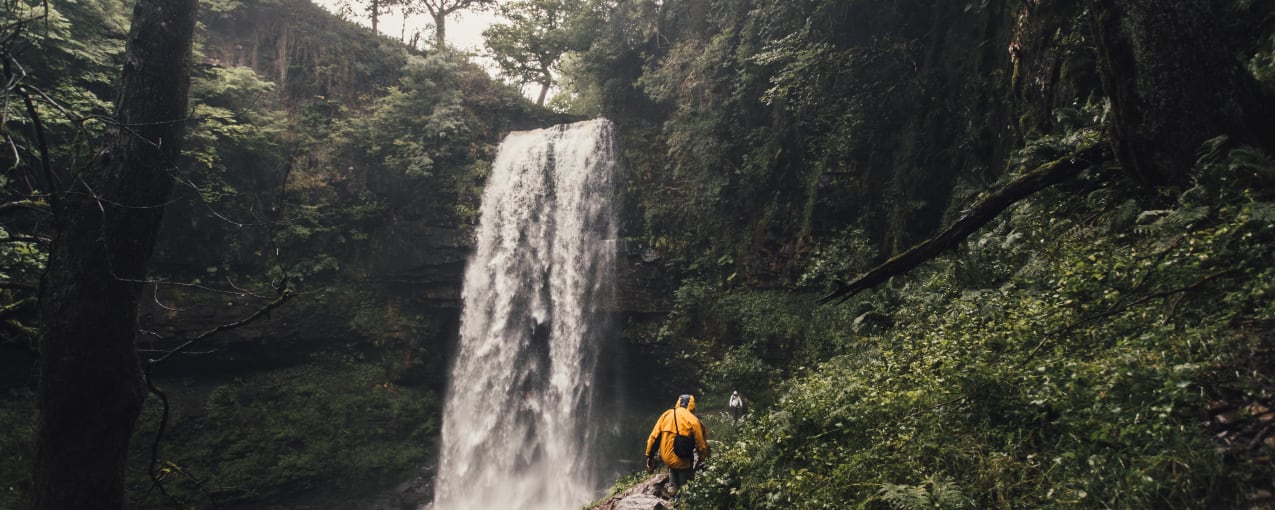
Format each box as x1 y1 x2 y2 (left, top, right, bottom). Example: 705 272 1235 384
819 141 1110 304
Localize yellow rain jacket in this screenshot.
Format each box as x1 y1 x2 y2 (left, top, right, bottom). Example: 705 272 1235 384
645 395 710 470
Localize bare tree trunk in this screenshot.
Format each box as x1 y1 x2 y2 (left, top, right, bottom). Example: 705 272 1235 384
434 12 447 48
536 82 550 106
1090 0 1271 187
31 0 198 508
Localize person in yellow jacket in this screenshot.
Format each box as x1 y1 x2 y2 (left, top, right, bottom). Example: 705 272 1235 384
645 394 710 490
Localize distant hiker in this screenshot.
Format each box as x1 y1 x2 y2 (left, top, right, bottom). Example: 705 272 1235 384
645 394 710 491
729 390 744 422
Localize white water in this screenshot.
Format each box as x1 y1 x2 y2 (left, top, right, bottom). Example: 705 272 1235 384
431 119 618 510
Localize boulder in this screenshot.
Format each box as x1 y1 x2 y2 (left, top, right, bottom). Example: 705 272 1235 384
613 494 670 510
594 474 674 510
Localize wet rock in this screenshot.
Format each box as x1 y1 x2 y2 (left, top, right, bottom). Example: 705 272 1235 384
393 465 435 510
613 494 671 510
594 474 674 510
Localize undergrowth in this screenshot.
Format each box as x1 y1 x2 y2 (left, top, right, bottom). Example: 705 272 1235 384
128 357 440 509
654 143 1275 509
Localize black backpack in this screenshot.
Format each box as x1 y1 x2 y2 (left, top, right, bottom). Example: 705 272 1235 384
672 407 696 458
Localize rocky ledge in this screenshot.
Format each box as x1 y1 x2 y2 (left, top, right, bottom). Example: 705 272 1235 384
593 473 677 510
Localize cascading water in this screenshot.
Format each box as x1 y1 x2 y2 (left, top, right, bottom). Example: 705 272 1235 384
431 119 618 510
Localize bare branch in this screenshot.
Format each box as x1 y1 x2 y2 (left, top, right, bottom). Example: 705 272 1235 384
17 84 60 209
0 281 37 291
150 284 186 312
820 141 1111 304
0 295 35 320
1 321 40 357
145 286 296 366
0 199 51 216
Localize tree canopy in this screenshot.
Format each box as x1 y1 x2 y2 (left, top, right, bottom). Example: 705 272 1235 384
484 0 598 106
415 0 499 48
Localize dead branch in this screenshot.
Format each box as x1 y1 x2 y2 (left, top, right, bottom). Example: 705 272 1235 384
145 286 295 366
17 84 61 210
0 199 51 216
0 296 34 319
819 141 1111 304
0 281 37 291
1 234 50 244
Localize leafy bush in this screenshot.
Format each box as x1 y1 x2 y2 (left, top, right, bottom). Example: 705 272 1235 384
129 359 440 508
0 391 35 510
673 145 1275 509
652 279 864 407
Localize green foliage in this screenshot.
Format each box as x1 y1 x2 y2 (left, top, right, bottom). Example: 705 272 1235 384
550 0 660 116
1 0 135 352
0 222 45 287
1252 32 1275 92
562 0 1014 285
337 50 522 216
879 474 972 510
673 144 1275 509
131 359 440 508
201 0 249 14
3 1 535 508
0 391 35 510
2 0 128 168
484 0 599 105
593 469 651 502
348 287 444 385
12 0 129 100
154 64 293 274
703 347 781 402
652 279 862 405
798 227 877 293
185 65 288 178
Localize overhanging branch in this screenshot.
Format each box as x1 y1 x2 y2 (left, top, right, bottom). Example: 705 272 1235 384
145 286 295 366
819 141 1111 304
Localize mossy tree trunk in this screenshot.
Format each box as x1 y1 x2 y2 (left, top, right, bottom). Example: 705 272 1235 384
31 1 198 509
1089 0 1271 188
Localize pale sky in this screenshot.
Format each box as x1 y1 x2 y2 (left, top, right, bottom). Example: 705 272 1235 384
310 0 503 61
308 1 554 99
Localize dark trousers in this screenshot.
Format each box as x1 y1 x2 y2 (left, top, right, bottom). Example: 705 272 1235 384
669 466 695 488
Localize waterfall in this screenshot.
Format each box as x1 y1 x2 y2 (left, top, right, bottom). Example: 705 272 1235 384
432 119 618 510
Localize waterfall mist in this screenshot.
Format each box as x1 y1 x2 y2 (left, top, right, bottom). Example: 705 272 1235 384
432 119 619 510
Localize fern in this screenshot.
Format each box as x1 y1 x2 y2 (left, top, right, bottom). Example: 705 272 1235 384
1104 198 1142 232
878 475 972 510
1152 205 1212 232
1249 202 1275 223
1010 100 1106 171
1226 146 1275 182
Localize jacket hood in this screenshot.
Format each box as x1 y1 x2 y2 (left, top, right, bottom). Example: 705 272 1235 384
677 394 696 413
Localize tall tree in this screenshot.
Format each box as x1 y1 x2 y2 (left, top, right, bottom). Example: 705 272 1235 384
1090 0 1274 187
370 0 385 34
414 0 498 48
30 0 198 508
484 0 595 106
337 0 407 35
